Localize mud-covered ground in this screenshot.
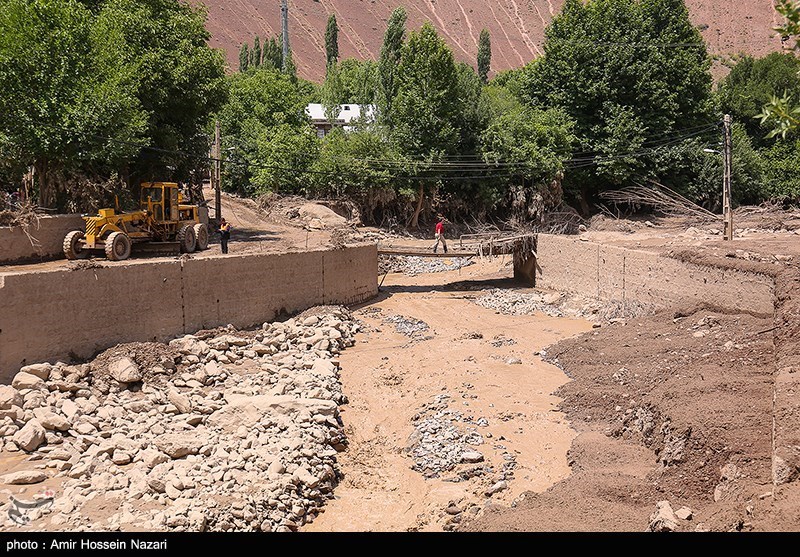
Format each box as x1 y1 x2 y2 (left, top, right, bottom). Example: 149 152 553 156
458 211 800 532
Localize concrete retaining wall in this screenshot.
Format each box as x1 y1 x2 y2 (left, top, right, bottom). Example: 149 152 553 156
0 214 83 264
537 234 774 316
0 244 377 381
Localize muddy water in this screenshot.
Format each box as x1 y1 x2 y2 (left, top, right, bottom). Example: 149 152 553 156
304 261 593 532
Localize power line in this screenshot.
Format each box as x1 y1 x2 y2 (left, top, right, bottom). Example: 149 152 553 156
8 116 724 182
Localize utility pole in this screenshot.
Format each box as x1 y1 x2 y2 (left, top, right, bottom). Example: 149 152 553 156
281 0 289 71
722 114 733 241
213 120 221 224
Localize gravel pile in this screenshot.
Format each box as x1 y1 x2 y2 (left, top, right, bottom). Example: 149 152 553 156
0 308 361 532
379 255 474 276
382 315 431 339
407 394 488 478
474 289 653 322
474 289 568 317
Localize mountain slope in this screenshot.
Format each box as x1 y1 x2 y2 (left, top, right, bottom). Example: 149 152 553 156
199 0 786 82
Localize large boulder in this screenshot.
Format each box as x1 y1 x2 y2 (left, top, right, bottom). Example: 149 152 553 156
0 386 23 410
11 372 45 391
0 470 48 485
167 389 192 414
13 419 46 452
32 408 70 431
648 500 679 532
108 357 142 383
19 363 52 381
153 432 208 459
207 394 337 432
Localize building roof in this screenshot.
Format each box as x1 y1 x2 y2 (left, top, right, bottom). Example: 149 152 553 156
305 103 375 125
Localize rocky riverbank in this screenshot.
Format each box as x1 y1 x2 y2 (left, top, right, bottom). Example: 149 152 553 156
0 307 359 532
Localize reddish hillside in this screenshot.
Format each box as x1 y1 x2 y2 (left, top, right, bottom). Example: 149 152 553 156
197 0 786 82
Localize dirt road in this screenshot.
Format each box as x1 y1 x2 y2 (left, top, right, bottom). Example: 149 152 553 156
305 261 593 531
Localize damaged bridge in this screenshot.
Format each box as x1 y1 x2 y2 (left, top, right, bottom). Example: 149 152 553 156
378 233 539 286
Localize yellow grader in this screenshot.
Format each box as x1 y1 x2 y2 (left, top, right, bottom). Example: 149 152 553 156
63 182 209 261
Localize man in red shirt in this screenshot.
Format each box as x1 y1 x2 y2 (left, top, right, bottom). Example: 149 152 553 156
432 215 448 254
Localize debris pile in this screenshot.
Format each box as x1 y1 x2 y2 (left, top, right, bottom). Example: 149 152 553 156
407 394 488 478
382 314 431 339
379 255 474 276
0 307 361 532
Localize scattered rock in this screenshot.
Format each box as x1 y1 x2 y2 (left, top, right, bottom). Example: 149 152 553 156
461 450 485 464
649 500 679 532
167 389 192 414
485 480 508 496
153 432 206 459
12 372 45 391
108 357 142 383
13 419 46 452
32 409 70 432
675 507 693 520
19 363 52 381
0 470 48 485
0 386 23 410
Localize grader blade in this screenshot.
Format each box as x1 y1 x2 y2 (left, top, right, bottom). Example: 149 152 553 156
133 241 181 257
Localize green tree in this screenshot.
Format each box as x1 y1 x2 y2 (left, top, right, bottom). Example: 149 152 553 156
284 48 297 82
321 58 378 107
251 36 261 68
762 138 800 201
325 14 339 67
312 129 395 221
217 67 313 195
718 53 800 143
523 0 714 213
0 0 147 208
758 0 800 137
337 59 378 104
392 22 462 227
377 7 407 130
477 28 491 83
321 61 344 121
239 43 250 72
481 106 575 221
262 36 282 70
96 0 227 187
252 123 319 195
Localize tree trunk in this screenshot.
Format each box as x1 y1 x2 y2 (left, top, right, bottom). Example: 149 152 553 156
409 183 424 229
35 159 52 209
579 184 591 217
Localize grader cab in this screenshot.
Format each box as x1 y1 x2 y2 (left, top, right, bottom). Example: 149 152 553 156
63 182 209 261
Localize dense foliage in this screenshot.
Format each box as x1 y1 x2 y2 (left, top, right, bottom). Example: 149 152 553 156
0 0 227 211
6 0 800 219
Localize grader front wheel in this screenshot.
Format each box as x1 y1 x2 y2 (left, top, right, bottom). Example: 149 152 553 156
105 231 131 261
63 230 89 260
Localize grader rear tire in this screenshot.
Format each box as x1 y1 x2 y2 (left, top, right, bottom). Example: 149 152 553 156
105 231 132 261
177 224 197 253
193 223 209 251
63 230 89 260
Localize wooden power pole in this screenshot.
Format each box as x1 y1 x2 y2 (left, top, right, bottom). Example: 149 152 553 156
213 120 221 223
722 114 733 241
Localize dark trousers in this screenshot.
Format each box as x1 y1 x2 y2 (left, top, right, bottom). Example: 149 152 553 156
220 235 229 254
